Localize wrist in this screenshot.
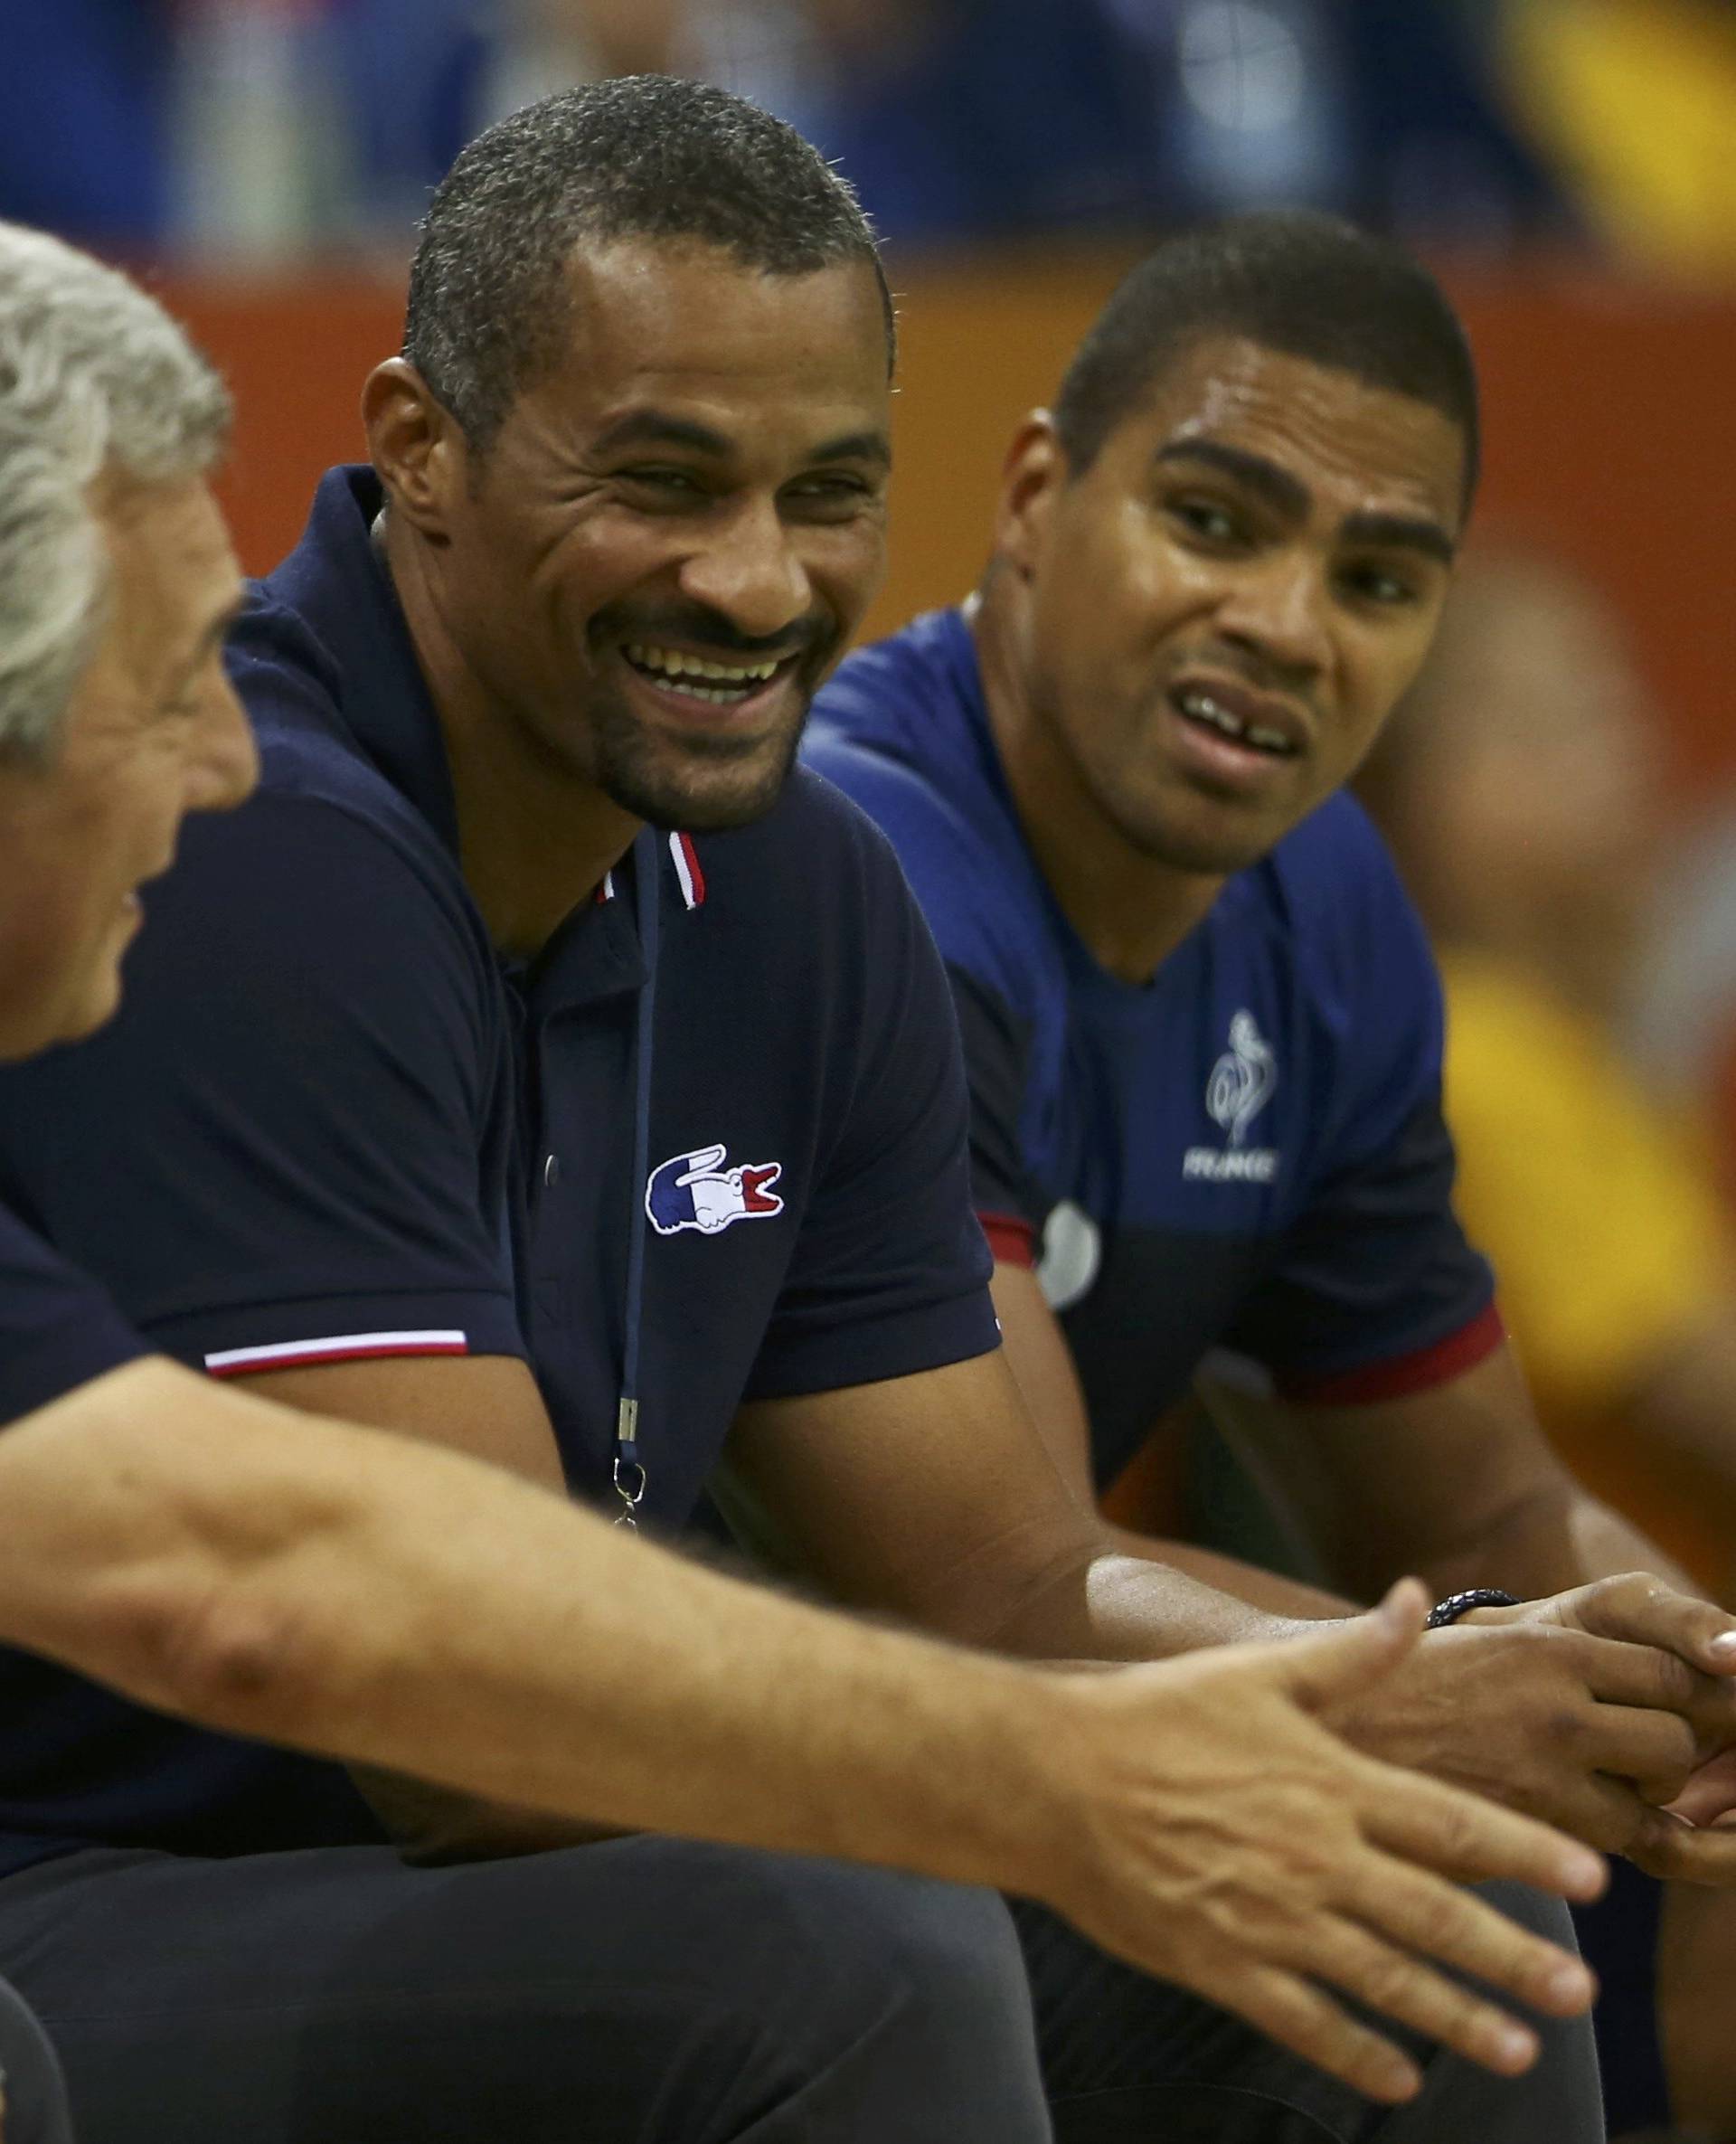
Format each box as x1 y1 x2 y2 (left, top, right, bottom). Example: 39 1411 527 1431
1427 1588 1522 1629
978 1667 1118 1902
873 1652 1082 1901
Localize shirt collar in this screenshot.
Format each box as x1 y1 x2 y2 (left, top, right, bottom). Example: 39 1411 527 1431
261 464 465 859
262 463 709 921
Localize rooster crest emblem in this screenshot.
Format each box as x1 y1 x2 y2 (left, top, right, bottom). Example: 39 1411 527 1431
1205 1011 1277 1150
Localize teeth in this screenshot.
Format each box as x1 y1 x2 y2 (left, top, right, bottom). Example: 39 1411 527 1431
1177 687 1295 756
625 642 780 686
1178 688 1244 739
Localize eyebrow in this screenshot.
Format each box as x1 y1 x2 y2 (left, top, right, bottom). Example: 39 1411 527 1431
165 595 244 695
1338 509 1457 567
1156 439 1309 519
1154 439 1456 563
590 410 892 471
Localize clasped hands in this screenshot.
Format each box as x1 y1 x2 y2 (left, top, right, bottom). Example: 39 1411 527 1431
1330 1572 1736 1881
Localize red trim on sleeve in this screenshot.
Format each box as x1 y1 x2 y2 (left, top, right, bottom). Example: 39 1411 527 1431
204 1336 471 1378
1273 1301 1506 1407
978 1210 1038 1267
675 831 706 907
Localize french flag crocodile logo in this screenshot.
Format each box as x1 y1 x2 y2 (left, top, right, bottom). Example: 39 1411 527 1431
646 1143 786 1237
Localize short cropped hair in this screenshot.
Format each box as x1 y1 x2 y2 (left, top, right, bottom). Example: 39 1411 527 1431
404 75 893 454
0 222 231 760
1054 211 1479 504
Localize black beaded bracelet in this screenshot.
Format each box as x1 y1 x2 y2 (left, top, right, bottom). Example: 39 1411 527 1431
1425 1588 1520 1629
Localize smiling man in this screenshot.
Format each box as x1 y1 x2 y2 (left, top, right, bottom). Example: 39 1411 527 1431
0 208 1650 2144
803 212 1734 2136
0 91 1695 2144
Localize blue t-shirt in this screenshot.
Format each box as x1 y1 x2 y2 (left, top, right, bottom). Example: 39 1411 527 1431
0 470 996 1877
805 608 1498 1487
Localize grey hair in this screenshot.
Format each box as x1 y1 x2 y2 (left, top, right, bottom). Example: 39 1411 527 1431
0 222 231 760
404 76 892 458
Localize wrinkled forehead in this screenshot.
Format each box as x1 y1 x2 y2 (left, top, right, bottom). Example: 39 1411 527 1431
1112 335 1470 532
526 239 893 431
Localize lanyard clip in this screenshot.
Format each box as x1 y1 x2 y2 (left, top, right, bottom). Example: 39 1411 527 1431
613 1396 646 1529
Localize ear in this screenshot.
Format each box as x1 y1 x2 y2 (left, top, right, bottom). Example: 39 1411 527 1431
361 359 467 543
992 411 1069 582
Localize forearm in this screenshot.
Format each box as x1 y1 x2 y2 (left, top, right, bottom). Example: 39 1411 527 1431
1112 1529 1354 1620
975 1533 1329 1663
0 1362 1064 1895
1421 1480 1703 1604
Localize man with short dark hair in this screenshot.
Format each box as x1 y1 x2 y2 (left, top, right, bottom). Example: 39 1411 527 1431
0 201 1622 2144
0 95 1660 2142
804 208 1736 2136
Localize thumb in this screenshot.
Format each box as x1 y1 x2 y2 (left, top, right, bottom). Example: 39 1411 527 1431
1272 1578 1430 1714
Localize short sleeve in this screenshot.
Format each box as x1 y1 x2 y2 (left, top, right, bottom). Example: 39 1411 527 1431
1231 1091 1501 1400
744 818 1000 1398
0 1204 146 1426
1228 845 1497 1401
0 787 527 1374
946 965 1046 1261
801 732 1048 1261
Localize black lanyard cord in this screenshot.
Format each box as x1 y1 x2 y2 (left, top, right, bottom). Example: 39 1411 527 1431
614 825 661 1527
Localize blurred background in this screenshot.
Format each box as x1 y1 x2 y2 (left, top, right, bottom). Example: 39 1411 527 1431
7 0 1736 1582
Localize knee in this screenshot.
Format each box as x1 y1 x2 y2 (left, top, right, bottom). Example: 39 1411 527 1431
746 1856 1034 2051
847 1866 1034 2040
0 1976 71 2144
762 1852 1020 2015
753 1859 1046 2131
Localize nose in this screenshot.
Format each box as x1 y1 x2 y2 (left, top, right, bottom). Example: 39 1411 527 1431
183 673 259 815
675 492 811 643
1214 553 1332 681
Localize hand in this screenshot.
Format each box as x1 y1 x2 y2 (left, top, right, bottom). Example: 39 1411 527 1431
1477 1572 1736 1693
1470 1573 1736 1881
1326 1579 1736 1878
1040 1581 1603 2106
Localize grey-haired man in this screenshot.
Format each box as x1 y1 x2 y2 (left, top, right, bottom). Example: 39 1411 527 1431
0 201 1607 2144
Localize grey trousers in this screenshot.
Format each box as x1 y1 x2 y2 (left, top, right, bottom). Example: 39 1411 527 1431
1016 1883 1606 2142
0 1974 73 2144
0 1842 1602 2142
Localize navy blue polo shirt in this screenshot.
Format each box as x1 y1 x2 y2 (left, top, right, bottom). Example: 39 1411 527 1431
0 1209 144 1425
804 607 1500 1488
0 468 996 1878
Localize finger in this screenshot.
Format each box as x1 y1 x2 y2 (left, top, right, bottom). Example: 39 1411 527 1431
1344 1852 1596 2019
1358 1760 1608 1900
1627 1810 1736 1885
1274 1579 1429 1713
1298 1915 1545 2079
1578 1702 1700 1801
1668 1764 1736 1828
1577 1633 1722 1720
1540 1771 1679 1860
1574 1577 1736 1677
1194 1960 1425 2104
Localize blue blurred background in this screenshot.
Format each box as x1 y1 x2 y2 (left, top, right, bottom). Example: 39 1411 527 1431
5 0 1734 278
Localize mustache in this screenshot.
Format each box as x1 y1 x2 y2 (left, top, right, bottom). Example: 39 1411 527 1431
1174 641 1318 707
592 604 831 666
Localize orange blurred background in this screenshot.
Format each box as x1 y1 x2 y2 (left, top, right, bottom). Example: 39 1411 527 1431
168 246 1736 786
